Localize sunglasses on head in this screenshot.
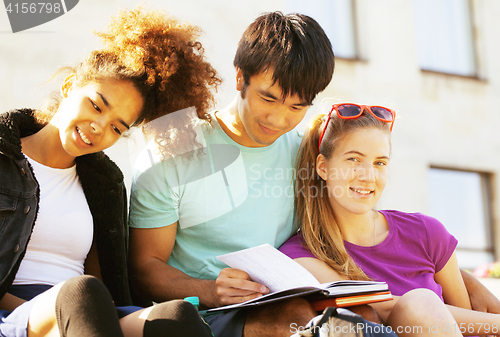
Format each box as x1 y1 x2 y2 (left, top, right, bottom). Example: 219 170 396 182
318 103 396 151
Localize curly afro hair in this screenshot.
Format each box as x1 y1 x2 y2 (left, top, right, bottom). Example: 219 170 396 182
38 6 221 156
94 7 221 125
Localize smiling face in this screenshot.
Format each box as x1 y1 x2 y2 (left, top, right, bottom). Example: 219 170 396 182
53 76 143 159
316 127 391 218
235 68 309 147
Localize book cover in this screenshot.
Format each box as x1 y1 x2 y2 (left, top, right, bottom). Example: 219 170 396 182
310 291 393 311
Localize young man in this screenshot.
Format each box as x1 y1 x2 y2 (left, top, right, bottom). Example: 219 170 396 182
128 11 500 337
128 12 341 337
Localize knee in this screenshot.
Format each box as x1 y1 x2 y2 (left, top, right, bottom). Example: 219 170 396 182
57 275 110 304
55 276 122 337
390 288 449 326
77 275 104 289
144 300 212 337
170 299 199 317
395 288 441 314
149 299 199 322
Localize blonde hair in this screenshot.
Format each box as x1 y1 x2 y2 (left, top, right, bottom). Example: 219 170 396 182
295 110 391 280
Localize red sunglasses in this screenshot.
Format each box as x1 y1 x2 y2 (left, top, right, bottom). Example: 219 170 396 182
318 103 396 151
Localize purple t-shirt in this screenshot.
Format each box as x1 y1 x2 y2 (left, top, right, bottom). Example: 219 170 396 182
279 210 458 300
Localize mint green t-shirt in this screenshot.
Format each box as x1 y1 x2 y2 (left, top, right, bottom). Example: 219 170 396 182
129 118 301 280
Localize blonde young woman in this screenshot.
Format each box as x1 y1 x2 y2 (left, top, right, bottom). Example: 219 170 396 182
280 104 500 336
0 7 219 337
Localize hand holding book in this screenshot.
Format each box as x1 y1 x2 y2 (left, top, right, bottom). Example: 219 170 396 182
208 244 392 313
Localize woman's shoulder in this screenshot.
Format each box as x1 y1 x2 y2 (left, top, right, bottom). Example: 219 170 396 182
380 209 443 231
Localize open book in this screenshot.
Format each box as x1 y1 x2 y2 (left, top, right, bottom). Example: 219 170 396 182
207 244 392 313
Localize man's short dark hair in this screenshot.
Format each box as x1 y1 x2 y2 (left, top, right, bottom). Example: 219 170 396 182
234 11 335 104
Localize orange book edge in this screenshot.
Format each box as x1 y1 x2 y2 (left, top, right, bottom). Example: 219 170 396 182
310 291 393 311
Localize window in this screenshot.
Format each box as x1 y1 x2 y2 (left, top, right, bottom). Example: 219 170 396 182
427 168 494 269
285 0 357 59
412 0 476 76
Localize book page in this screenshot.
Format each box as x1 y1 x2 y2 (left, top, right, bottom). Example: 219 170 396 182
217 244 320 292
321 281 388 296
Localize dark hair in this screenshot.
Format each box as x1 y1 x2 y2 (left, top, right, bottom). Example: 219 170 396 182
295 110 391 280
233 11 334 104
37 7 221 156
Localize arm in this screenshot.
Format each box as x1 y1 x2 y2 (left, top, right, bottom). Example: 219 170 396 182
461 268 500 313
445 304 500 335
434 251 471 309
128 223 268 309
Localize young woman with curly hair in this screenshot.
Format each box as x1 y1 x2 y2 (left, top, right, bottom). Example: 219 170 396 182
0 6 219 337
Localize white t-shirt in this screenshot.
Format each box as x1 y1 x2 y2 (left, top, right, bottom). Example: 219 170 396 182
13 156 94 286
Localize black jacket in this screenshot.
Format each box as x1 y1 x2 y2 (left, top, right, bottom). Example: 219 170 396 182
0 109 132 306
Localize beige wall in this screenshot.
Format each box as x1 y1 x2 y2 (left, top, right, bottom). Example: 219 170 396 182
2 1 500 263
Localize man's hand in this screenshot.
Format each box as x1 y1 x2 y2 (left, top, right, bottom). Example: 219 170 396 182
211 268 269 308
461 269 500 313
